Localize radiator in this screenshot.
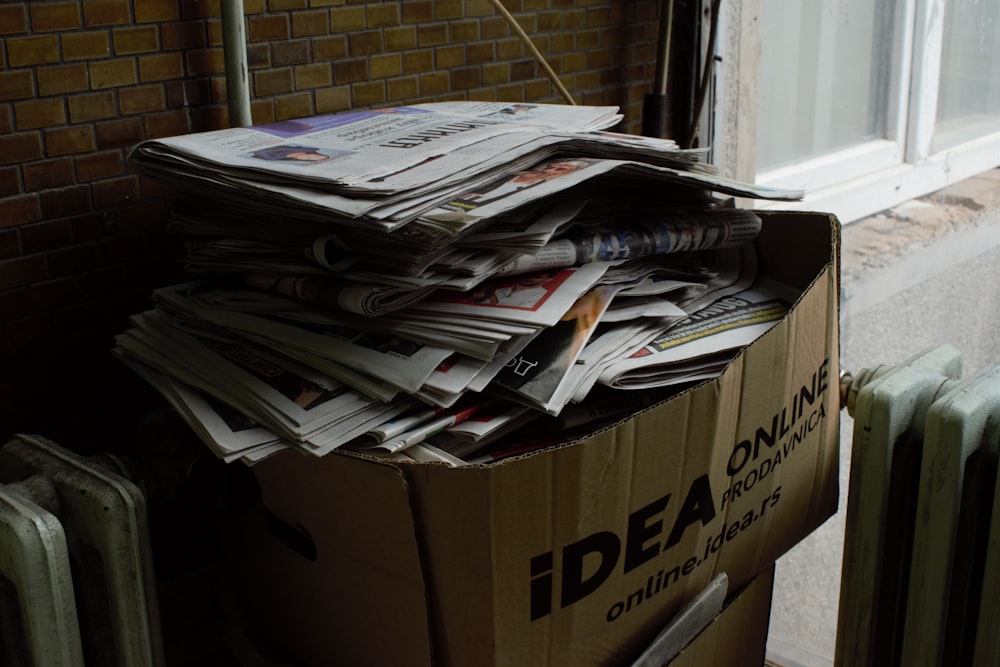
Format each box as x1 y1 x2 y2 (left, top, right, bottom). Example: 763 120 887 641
835 345 1000 667
0 434 164 667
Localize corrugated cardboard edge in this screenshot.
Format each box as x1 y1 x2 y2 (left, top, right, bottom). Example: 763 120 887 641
249 450 436 667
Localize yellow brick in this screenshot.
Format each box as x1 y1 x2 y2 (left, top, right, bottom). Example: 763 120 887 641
44 126 96 156
351 81 385 107
481 16 510 39
496 38 524 60
330 6 365 31
134 0 181 23
538 10 561 30
387 76 418 102
62 31 111 61
0 194 41 226
314 86 351 113
332 59 367 84
369 54 401 79
435 0 463 20
275 92 314 120
563 9 586 28
419 71 448 96
75 150 125 183
7 36 61 67
248 15 289 42
139 53 184 82
14 99 67 130
90 59 138 89
576 29 600 49
250 99 276 124
161 20 209 50
586 7 612 27
465 0 494 17
349 30 382 56
401 1 432 23
402 49 433 75
68 91 117 123
291 9 328 37
144 110 189 139
294 63 332 89
467 43 494 65
186 48 226 76
255 69 294 96
119 84 166 115
384 26 416 51
83 0 131 26
417 24 447 47
0 71 34 102
524 79 555 100
367 3 399 27
467 89 497 102
434 45 465 70
496 83 525 100
312 35 347 60
587 48 612 70
449 19 478 42
575 71 601 90
551 33 573 53
272 40 308 66
30 2 82 31
0 5 28 35
91 175 140 209
450 67 480 91
482 63 510 86
113 26 160 54
269 0 307 9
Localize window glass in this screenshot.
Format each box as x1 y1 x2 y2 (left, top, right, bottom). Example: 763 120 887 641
757 0 894 171
933 0 1000 152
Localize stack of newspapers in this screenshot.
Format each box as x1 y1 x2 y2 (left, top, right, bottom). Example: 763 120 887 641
115 101 802 466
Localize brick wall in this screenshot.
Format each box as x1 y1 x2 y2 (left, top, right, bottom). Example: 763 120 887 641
0 0 674 454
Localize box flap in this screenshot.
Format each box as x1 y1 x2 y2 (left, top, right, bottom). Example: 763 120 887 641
248 451 434 667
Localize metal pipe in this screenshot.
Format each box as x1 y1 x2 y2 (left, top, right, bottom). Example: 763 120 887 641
642 0 674 137
220 0 252 127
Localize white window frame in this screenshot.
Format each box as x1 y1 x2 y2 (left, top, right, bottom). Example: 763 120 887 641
712 0 1000 225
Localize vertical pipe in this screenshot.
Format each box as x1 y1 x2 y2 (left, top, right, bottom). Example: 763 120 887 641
642 0 674 137
220 0 252 128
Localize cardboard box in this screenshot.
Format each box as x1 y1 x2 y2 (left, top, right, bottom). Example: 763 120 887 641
665 565 774 667
219 211 840 666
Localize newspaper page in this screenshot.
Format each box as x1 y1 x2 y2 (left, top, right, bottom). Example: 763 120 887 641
129 103 622 194
596 280 796 389
487 208 761 278
115 351 290 464
491 283 623 414
404 260 614 327
243 274 437 317
153 282 453 394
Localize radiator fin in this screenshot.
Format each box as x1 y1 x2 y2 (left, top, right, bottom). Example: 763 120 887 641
836 345 1000 667
0 434 164 667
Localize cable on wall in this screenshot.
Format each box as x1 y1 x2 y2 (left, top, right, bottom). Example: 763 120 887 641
486 0 577 105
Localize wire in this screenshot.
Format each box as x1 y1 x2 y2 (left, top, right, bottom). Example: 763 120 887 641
486 0 577 105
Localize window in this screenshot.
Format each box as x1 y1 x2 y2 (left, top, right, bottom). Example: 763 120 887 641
715 0 1000 224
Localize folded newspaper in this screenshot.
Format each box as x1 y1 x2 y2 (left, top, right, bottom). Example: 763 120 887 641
116 101 807 465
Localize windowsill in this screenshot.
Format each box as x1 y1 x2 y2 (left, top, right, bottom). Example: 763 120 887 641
840 166 1000 319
